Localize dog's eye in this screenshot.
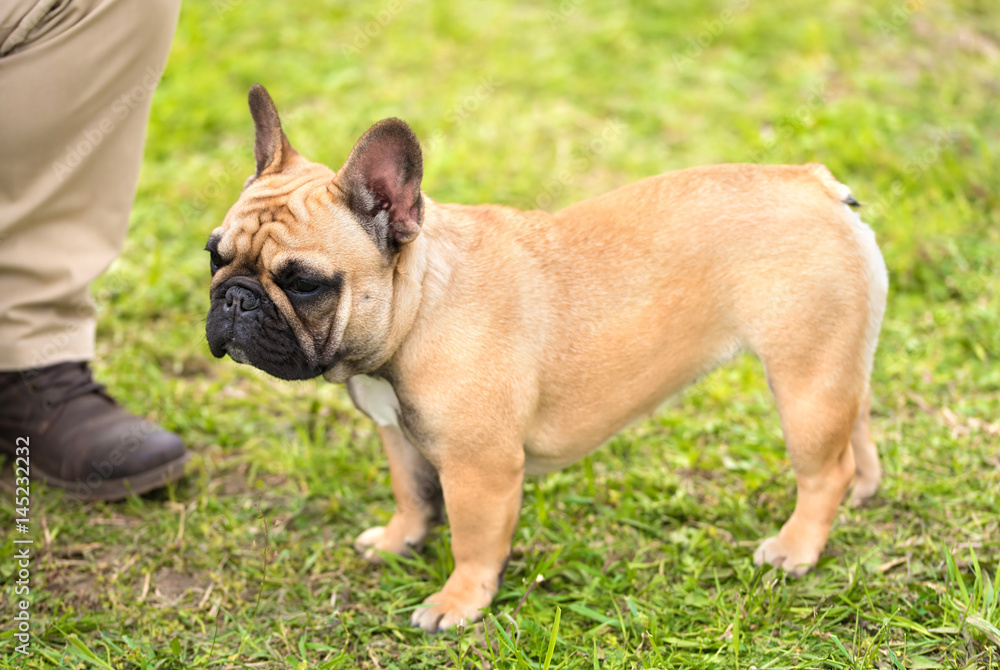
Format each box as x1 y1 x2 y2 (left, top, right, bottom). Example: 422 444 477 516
289 278 320 294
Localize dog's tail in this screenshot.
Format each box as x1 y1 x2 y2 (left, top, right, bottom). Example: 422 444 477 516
805 162 862 208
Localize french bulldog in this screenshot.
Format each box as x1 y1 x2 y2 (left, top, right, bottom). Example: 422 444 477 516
205 84 888 632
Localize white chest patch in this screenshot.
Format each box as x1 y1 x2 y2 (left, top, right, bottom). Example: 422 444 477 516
348 374 401 428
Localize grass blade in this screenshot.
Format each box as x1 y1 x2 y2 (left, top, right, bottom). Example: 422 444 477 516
542 606 561 670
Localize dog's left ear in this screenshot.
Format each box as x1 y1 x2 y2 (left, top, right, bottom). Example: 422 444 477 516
339 118 424 252
247 84 299 180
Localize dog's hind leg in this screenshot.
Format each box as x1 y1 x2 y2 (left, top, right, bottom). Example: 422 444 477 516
754 355 864 576
848 388 881 507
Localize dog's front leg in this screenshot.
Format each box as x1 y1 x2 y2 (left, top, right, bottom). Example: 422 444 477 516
410 447 524 632
355 425 443 561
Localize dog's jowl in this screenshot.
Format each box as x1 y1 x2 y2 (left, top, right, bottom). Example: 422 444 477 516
205 85 888 632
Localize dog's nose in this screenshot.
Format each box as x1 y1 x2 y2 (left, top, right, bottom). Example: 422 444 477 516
224 285 260 312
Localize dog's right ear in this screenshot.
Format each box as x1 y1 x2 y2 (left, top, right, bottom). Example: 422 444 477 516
246 84 298 182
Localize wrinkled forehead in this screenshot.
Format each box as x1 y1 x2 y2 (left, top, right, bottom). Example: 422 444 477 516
208 164 375 268
214 166 329 252
214 201 304 264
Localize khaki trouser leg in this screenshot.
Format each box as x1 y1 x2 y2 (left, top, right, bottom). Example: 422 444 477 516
0 0 181 371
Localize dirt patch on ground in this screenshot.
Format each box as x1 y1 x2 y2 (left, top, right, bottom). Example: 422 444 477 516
152 568 203 604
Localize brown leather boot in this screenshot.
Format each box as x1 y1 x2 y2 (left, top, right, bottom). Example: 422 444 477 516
0 362 189 501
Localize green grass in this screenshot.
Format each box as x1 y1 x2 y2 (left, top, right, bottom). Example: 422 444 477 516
2 0 1000 667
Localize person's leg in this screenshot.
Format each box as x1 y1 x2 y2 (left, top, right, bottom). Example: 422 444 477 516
0 0 188 500
0 0 181 365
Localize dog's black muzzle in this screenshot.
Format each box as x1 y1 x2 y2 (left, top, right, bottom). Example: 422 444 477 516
205 277 321 380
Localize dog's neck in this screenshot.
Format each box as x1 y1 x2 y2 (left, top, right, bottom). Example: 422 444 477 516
361 195 443 379
384 197 468 368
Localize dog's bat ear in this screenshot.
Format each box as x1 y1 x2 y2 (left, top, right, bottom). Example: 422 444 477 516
339 118 424 252
247 84 297 178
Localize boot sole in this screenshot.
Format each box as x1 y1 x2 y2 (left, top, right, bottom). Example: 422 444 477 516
3 446 191 502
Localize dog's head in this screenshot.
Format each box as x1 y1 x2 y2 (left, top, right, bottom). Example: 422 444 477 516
205 85 424 381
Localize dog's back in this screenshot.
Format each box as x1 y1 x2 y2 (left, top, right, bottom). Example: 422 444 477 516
417 164 887 475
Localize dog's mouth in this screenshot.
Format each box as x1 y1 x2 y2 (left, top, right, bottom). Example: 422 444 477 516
220 338 325 380
206 279 326 380
224 343 251 365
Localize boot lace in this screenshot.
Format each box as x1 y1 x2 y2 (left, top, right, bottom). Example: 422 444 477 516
22 362 111 406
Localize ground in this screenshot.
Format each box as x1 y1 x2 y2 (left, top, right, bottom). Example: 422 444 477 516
1 0 999 668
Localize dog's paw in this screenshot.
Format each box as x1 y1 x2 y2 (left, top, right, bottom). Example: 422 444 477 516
354 526 413 563
753 534 820 577
410 583 494 633
847 475 879 508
